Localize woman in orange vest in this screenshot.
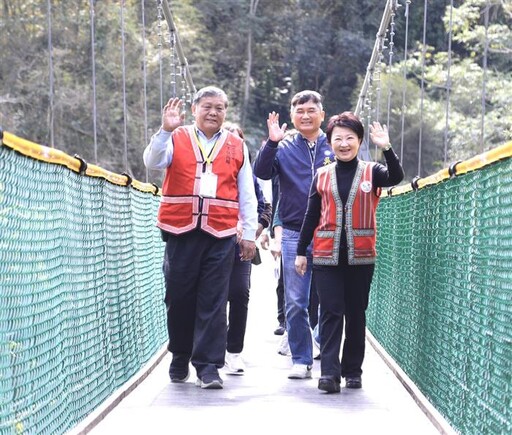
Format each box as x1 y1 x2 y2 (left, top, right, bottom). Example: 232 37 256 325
295 112 404 393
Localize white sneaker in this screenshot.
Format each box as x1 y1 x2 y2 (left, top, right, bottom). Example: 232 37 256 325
277 331 291 356
225 352 245 375
288 363 312 379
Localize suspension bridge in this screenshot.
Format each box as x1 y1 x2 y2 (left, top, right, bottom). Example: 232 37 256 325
1 1 511 434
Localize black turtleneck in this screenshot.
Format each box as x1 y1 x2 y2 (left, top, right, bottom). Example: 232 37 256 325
297 148 404 256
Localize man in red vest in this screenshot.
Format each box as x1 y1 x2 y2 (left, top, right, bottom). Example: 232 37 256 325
144 86 258 389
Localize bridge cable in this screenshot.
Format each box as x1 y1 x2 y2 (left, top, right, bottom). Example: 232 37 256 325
160 0 196 96
120 0 129 172
169 29 177 98
47 0 55 148
399 0 411 166
386 4 397 131
141 0 149 182
354 0 399 161
480 0 490 152
373 14 390 158
418 0 428 177
157 1 164 111
89 0 99 164
443 0 454 167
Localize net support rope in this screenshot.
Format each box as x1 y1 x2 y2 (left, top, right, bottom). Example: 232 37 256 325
480 0 490 152
443 0 454 166
89 0 99 164
120 0 129 172
399 0 411 166
47 0 55 148
417 0 428 177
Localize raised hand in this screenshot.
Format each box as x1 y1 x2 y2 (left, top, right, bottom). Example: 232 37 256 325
162 98 185 132
369 121 391 149
267 111 287 142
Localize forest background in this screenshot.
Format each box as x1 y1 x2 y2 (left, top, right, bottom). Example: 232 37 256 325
1 0 511 184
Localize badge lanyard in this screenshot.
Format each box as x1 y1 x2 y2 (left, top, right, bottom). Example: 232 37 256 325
193 129 220 198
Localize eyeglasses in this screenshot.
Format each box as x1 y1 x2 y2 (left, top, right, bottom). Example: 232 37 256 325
293 108 321 117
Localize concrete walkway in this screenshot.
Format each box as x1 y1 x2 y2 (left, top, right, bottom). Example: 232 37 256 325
74 250 453 435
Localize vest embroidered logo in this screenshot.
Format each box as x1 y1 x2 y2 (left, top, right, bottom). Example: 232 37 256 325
360 180 372 193
323 157 333 166
226 142 236 164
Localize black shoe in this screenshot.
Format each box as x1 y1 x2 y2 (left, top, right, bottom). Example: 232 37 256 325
318 376 341 393
345 376 362 389
169 365 189 383
196 373 223 389
274 324 285 335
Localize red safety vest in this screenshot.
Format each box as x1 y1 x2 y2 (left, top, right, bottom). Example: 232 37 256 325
157 126 244 238
313 161 380 265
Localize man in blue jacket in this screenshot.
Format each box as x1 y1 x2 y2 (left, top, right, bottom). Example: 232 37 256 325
253 90 334 379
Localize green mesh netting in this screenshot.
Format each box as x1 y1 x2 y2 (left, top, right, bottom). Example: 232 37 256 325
0 146 167 434
368 157 512 435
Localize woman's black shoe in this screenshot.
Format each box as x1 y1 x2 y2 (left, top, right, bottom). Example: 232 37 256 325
318 376 341 393
345 376 362 389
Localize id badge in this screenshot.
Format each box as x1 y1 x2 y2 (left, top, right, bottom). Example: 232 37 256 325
199 166 218 198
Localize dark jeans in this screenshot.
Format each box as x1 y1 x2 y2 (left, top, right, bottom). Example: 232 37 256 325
276 257 285 326
314 253 374 379
163 230 235 378
227 244 252 354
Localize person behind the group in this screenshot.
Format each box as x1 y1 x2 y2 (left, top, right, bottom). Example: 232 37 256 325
143 86 258 390
295 112 404 393
222 121 272 375
259 175 286 336
253 90 335 379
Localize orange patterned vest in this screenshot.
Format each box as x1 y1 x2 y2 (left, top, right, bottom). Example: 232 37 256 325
313 161 380 265
157 126 244 238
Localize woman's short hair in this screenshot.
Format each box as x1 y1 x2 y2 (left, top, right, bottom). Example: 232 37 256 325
326 112 364 143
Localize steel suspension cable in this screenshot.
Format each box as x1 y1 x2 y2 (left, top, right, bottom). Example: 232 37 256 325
386 4 397 130
157 1 164 111
374 37 385 123
355 0 397 116
355 0 398 162
418 0 428 176
160 0 196 94
47 0 55 148
399 0 411 165
169 31 177 97
120 0 128 172
443 0 454 167
89 0 98 164
141 0 149 181
372 18 391 158
480 0 490 152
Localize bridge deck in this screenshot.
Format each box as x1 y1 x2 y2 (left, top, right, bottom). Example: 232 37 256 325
77 251 446 435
